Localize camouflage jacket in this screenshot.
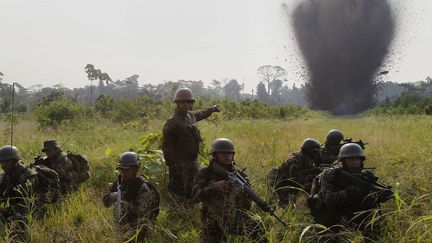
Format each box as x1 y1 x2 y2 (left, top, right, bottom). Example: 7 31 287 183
319 144 340 165
0 162 42 220
319 166 381 214
103 175 160 228
192 161 252 220
277 152 320 189
162 107 215 164
42 151 76 186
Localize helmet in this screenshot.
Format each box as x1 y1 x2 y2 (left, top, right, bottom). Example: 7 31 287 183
118 152 140 168
338 143 365 161
0 145 20 161
173 88 194 102
42 139 59 152
301 138 321 155
210 138 235 154
326 129 344 146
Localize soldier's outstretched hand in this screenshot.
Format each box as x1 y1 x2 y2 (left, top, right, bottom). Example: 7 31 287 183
212 105 220 112
213 180 230 192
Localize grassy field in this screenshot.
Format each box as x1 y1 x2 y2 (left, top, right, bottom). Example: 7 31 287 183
0 115 431 242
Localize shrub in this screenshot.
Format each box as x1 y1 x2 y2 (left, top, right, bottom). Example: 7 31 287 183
34 91 84 127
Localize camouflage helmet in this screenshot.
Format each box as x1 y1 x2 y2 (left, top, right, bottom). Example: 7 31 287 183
118 152 140 168
338 143 365 161
173 88 195 102
210 138 235 154
326 129 344 146
301 138 321 155
0 145 20 161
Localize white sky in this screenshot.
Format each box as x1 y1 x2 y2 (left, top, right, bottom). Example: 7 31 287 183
0 0 431 93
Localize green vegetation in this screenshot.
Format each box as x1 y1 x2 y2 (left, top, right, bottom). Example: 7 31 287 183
0 114 431 242
31 90 323 128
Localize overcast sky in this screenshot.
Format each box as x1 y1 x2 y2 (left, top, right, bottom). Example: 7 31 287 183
0 0 431 92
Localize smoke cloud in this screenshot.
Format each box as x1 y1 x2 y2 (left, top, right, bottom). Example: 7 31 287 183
292 0 395 115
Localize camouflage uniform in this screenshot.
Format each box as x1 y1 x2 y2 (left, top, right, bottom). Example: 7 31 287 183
192 161 267 243
319 144 340 165
313 165 386 241
273 152 320 206
0 162 44 241
103 175 160 242
162 107 216 202
42 151 77 195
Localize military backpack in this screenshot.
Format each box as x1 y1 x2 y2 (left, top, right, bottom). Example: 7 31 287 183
67 152 90 183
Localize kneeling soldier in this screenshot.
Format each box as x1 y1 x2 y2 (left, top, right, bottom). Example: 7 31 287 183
103 152 160 242
320 129 345 165
192 138 267 243
269 138 321 207
40 140 77 195
0 145 45 241
308 143 393 241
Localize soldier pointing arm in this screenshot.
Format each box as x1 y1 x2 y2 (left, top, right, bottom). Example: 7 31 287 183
162 88 219 204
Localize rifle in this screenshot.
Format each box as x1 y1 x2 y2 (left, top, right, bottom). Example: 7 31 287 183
318 164 376 172
338 169 394 203
342 138 368 149
30 155 46 167
212 162 288 227
115 175 122 230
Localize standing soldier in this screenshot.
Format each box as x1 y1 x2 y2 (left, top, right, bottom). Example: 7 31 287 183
192 138 267 243
39 140 77 195
102 152 160 242
320 129 345 165
268 138 321 207
162 87 220 204
308 143 393 241
0 145 44 241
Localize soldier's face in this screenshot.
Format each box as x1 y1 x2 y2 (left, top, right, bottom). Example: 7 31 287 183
343 157 362 172
0 160 18 174
176 101 193 112
216 152 234 166
45 148 57 158
119 167 138 182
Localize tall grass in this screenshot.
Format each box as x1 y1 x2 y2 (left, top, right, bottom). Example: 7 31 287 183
0 115 431 242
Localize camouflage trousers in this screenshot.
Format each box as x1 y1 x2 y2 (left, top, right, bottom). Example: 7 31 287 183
168 160 198 203
313 208 382 242
201 211 267 243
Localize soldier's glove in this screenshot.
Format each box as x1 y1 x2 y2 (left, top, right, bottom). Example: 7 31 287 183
212 105 220 112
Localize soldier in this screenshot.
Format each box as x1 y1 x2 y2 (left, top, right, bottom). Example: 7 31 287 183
0 145 44 241
319 129 344 165
192 138 267 243
39 140 77 195
102 152 160 242
269 138 321 207
308 143 393 241
162 87 220 203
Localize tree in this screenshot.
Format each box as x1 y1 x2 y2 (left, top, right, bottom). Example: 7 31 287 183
84 64 112 103
269 79 283 103
257 65 288 95
0 72 3 82
256 82 270 103
125 74 140 98
223 79 243 101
